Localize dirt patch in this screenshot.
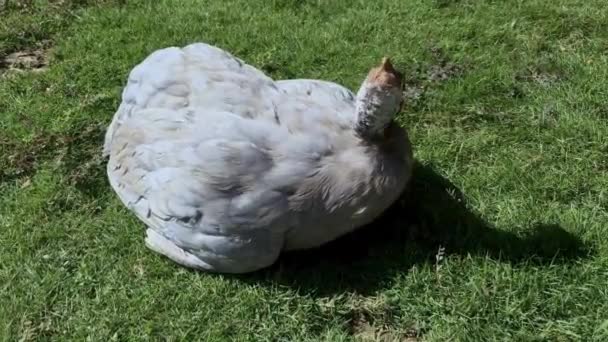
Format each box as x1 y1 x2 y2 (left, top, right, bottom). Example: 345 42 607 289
344 296 422 342
1 49 49 72
1 41 51 73
426 62 462 83
349 314 420 342
401 46 466 109
427 46 464 82
517 69 562 87
515 61 565 88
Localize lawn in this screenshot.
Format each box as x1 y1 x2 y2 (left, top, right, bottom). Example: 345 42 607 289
1 0 607 340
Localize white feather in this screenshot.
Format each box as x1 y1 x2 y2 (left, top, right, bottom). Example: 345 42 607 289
105 42 414 273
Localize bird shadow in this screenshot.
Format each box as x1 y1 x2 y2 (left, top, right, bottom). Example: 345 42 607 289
240 161 589 296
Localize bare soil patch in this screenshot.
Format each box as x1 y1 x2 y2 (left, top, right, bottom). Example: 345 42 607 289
0 42 51 73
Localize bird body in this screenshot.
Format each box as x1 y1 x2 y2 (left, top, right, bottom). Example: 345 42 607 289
104 43 413 273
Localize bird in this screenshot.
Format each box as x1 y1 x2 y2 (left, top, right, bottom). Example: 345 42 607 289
103 42 414 273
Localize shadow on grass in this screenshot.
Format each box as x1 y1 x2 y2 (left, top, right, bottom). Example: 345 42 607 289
248 161 589 296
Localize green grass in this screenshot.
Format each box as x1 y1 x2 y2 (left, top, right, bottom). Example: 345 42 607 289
1 0 608 340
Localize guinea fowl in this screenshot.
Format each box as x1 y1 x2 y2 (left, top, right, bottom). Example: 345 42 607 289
104 43 414 273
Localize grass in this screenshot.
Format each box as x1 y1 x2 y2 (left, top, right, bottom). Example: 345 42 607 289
1 0 608 340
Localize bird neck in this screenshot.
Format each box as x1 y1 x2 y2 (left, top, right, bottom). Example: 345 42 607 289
354 83 395 139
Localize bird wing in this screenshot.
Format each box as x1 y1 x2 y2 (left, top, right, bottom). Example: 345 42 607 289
107 108 297 271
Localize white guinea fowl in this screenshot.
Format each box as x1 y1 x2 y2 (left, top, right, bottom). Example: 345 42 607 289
104 43 414 273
